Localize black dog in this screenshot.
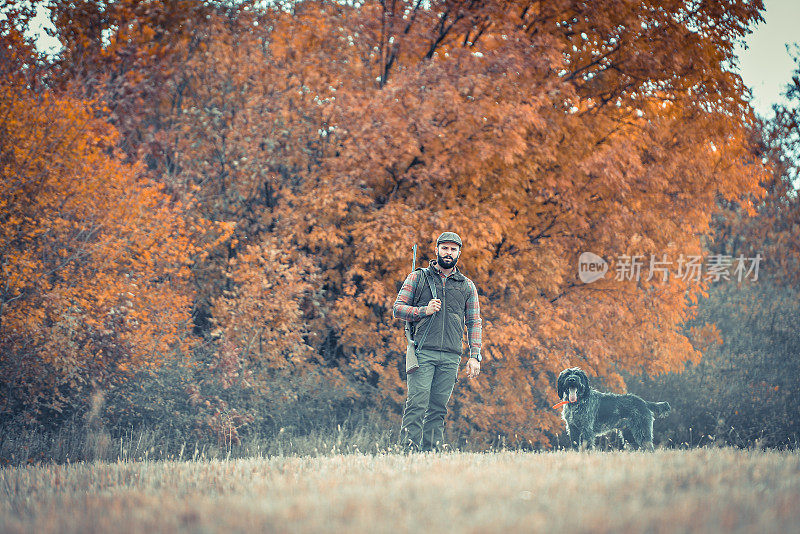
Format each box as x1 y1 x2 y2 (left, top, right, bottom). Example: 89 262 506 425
557 367 670 451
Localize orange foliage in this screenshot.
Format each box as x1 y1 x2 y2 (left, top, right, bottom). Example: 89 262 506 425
0 17 228 419
721 52 800 288
13 0 771 443
259 0 767 442
210 241 318 375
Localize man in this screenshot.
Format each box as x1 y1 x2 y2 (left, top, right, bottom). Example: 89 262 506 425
393 231 482 451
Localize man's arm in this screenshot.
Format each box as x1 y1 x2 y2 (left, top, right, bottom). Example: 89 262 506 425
464 279 482 360
393 270 426 322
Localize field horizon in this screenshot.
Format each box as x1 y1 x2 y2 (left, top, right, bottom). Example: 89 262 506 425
1 447 798 533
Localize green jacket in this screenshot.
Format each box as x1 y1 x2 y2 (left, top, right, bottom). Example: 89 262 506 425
412 265 471 356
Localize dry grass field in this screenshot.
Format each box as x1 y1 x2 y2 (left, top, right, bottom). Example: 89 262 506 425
1 448 798 533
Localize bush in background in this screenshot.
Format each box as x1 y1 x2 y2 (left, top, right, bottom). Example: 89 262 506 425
627 280 800 449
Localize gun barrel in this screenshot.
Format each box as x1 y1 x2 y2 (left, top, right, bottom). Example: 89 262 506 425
405 243 418 343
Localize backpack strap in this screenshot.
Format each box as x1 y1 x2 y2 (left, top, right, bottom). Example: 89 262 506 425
409 266 432 308
424 267 437 300
412 268 437 352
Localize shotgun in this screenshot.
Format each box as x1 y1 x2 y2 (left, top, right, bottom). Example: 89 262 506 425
404 244 420 374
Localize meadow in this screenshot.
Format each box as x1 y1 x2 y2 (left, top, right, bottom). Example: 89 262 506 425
1 448 798 533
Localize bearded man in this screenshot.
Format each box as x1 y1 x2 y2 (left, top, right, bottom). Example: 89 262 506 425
392 232 483 451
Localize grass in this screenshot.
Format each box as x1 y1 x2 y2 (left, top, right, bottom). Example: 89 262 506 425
0 417 399 466
1 448 798 533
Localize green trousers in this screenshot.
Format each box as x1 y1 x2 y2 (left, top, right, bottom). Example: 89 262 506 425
399 349 460 451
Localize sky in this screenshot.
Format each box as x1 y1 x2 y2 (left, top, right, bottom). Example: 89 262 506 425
735 0 800 117
26 0 800 117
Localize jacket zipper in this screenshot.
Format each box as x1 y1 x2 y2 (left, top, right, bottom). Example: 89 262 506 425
440 273 446 350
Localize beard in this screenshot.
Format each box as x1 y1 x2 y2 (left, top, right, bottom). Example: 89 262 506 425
437 252 458 269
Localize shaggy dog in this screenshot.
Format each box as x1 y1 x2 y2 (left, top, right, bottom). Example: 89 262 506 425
557 367 670 451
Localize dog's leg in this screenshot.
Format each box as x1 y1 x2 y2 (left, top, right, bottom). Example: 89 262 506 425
622 428 640 451
581 431 595 451
568 423 581 451
631 419 656 452
643 418 655 452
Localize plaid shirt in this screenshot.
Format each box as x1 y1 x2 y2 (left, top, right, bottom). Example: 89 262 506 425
393 263 482 359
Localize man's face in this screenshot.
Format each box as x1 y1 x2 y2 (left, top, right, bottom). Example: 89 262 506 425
436 242 461 269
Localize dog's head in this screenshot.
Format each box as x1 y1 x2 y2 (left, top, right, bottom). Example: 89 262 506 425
557 367 590 403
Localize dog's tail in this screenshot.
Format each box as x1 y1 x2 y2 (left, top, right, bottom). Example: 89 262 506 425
647 401 671 418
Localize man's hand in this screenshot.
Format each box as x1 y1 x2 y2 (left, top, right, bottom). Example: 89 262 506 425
424 298 442 316
465 358 480 379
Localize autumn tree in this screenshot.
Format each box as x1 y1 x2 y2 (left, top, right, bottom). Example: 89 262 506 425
629 49 800 448
275 0 768 443
0 9 227 423
736 47 800 286
31 0 771 445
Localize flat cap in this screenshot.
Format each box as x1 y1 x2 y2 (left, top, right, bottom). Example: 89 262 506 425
436 231 463 247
